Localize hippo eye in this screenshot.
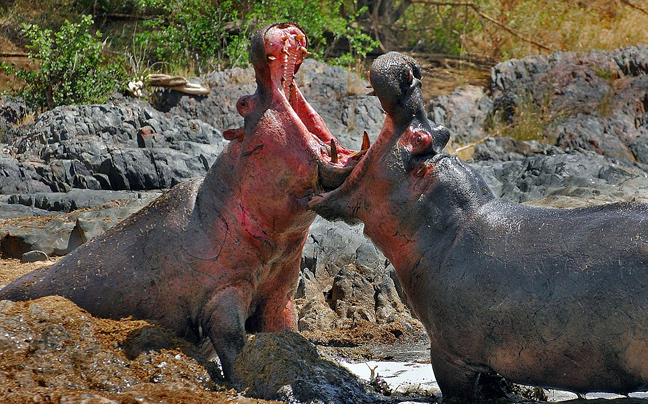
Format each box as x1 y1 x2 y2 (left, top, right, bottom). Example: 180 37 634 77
412 64 422 80
240 100 247 107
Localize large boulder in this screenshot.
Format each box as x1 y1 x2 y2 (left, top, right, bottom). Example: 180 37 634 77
431 45 648 169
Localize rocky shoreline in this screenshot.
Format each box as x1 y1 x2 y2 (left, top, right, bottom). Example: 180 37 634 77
2 45 648 403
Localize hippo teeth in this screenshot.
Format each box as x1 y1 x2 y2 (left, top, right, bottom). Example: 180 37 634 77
349 131 371 160
330 139 338 164
362 131 371 151
280 34 308 92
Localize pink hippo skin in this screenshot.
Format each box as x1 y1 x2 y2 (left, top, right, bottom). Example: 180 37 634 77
310 52 648 401
0 23 359 381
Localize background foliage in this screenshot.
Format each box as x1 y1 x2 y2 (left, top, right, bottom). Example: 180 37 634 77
1 0 647 111
1 15 124 111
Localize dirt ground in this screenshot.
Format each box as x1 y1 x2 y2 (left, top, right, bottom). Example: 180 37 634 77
0 257 430 404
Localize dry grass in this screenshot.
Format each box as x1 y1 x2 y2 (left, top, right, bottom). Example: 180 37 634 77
403 0 648 61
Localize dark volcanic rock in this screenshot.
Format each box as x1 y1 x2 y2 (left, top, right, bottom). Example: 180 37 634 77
296 217 411 332
471 137 648 207
428 85 492 145
431 45 648 171
2 101 226 192
489 45 648 164
0 192 160 257
156 59 384 150
6 189 149 213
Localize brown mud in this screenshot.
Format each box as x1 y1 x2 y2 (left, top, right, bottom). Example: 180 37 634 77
0 257 430 403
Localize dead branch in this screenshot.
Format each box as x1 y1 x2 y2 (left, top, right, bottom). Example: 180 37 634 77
146 74 211 96
620 0 648 17
411 0 553 53
0 53 28 58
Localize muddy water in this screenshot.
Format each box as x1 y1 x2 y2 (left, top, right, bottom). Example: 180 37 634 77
342 344 648 403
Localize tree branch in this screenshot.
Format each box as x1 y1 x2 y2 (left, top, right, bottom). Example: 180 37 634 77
411 0 553 52
620 0 648 17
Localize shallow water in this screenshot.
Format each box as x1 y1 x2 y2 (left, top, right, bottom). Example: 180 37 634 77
342 359 648 402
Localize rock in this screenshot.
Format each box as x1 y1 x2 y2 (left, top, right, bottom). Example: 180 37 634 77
489 45 648 164
2 101 226 192
6 189 150 213
471 139 648 207
158 59 384 151
0 201 52 219
0 192 159 257
296 217 411 332
21 250 48 263
233 330 388 404
428 85 493 145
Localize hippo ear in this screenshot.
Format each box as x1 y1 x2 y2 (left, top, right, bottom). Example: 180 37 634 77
223 128 245 141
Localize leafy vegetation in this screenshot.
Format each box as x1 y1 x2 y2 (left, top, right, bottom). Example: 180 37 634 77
1 0 647 112
133 0 377 73
1 15 125 111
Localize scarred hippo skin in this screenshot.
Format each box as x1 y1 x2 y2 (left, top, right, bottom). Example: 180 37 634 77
310 52 648 401
0 23 357 381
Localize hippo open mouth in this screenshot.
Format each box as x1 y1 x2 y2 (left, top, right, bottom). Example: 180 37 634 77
308 52 451 223
252 23 367 192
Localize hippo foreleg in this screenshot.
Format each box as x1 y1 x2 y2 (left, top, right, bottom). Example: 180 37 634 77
259 294 298 332
202 288 250 381
430 342 511 402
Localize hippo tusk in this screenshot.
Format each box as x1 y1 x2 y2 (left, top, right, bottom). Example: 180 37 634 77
330 139 338 164
362 131 371 151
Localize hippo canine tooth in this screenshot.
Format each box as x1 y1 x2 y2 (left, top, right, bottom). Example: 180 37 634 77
362 131 371 151
330 139 339 163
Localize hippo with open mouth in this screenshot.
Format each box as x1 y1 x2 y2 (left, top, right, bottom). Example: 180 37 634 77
0 23 360 381
310 52 648 401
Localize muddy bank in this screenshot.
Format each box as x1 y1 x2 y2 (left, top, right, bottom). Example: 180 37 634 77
0 258 431 404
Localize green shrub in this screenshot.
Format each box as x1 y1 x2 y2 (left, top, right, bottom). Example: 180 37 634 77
1 15 125 112
134 0 378 73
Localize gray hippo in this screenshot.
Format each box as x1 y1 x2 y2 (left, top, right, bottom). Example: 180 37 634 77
0 23 359 381
310 52 648 401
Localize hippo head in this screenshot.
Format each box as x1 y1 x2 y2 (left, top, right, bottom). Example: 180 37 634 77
309 52 490 238
222 23 360 223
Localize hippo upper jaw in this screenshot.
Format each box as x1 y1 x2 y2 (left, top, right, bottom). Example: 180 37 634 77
233 22 362 196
